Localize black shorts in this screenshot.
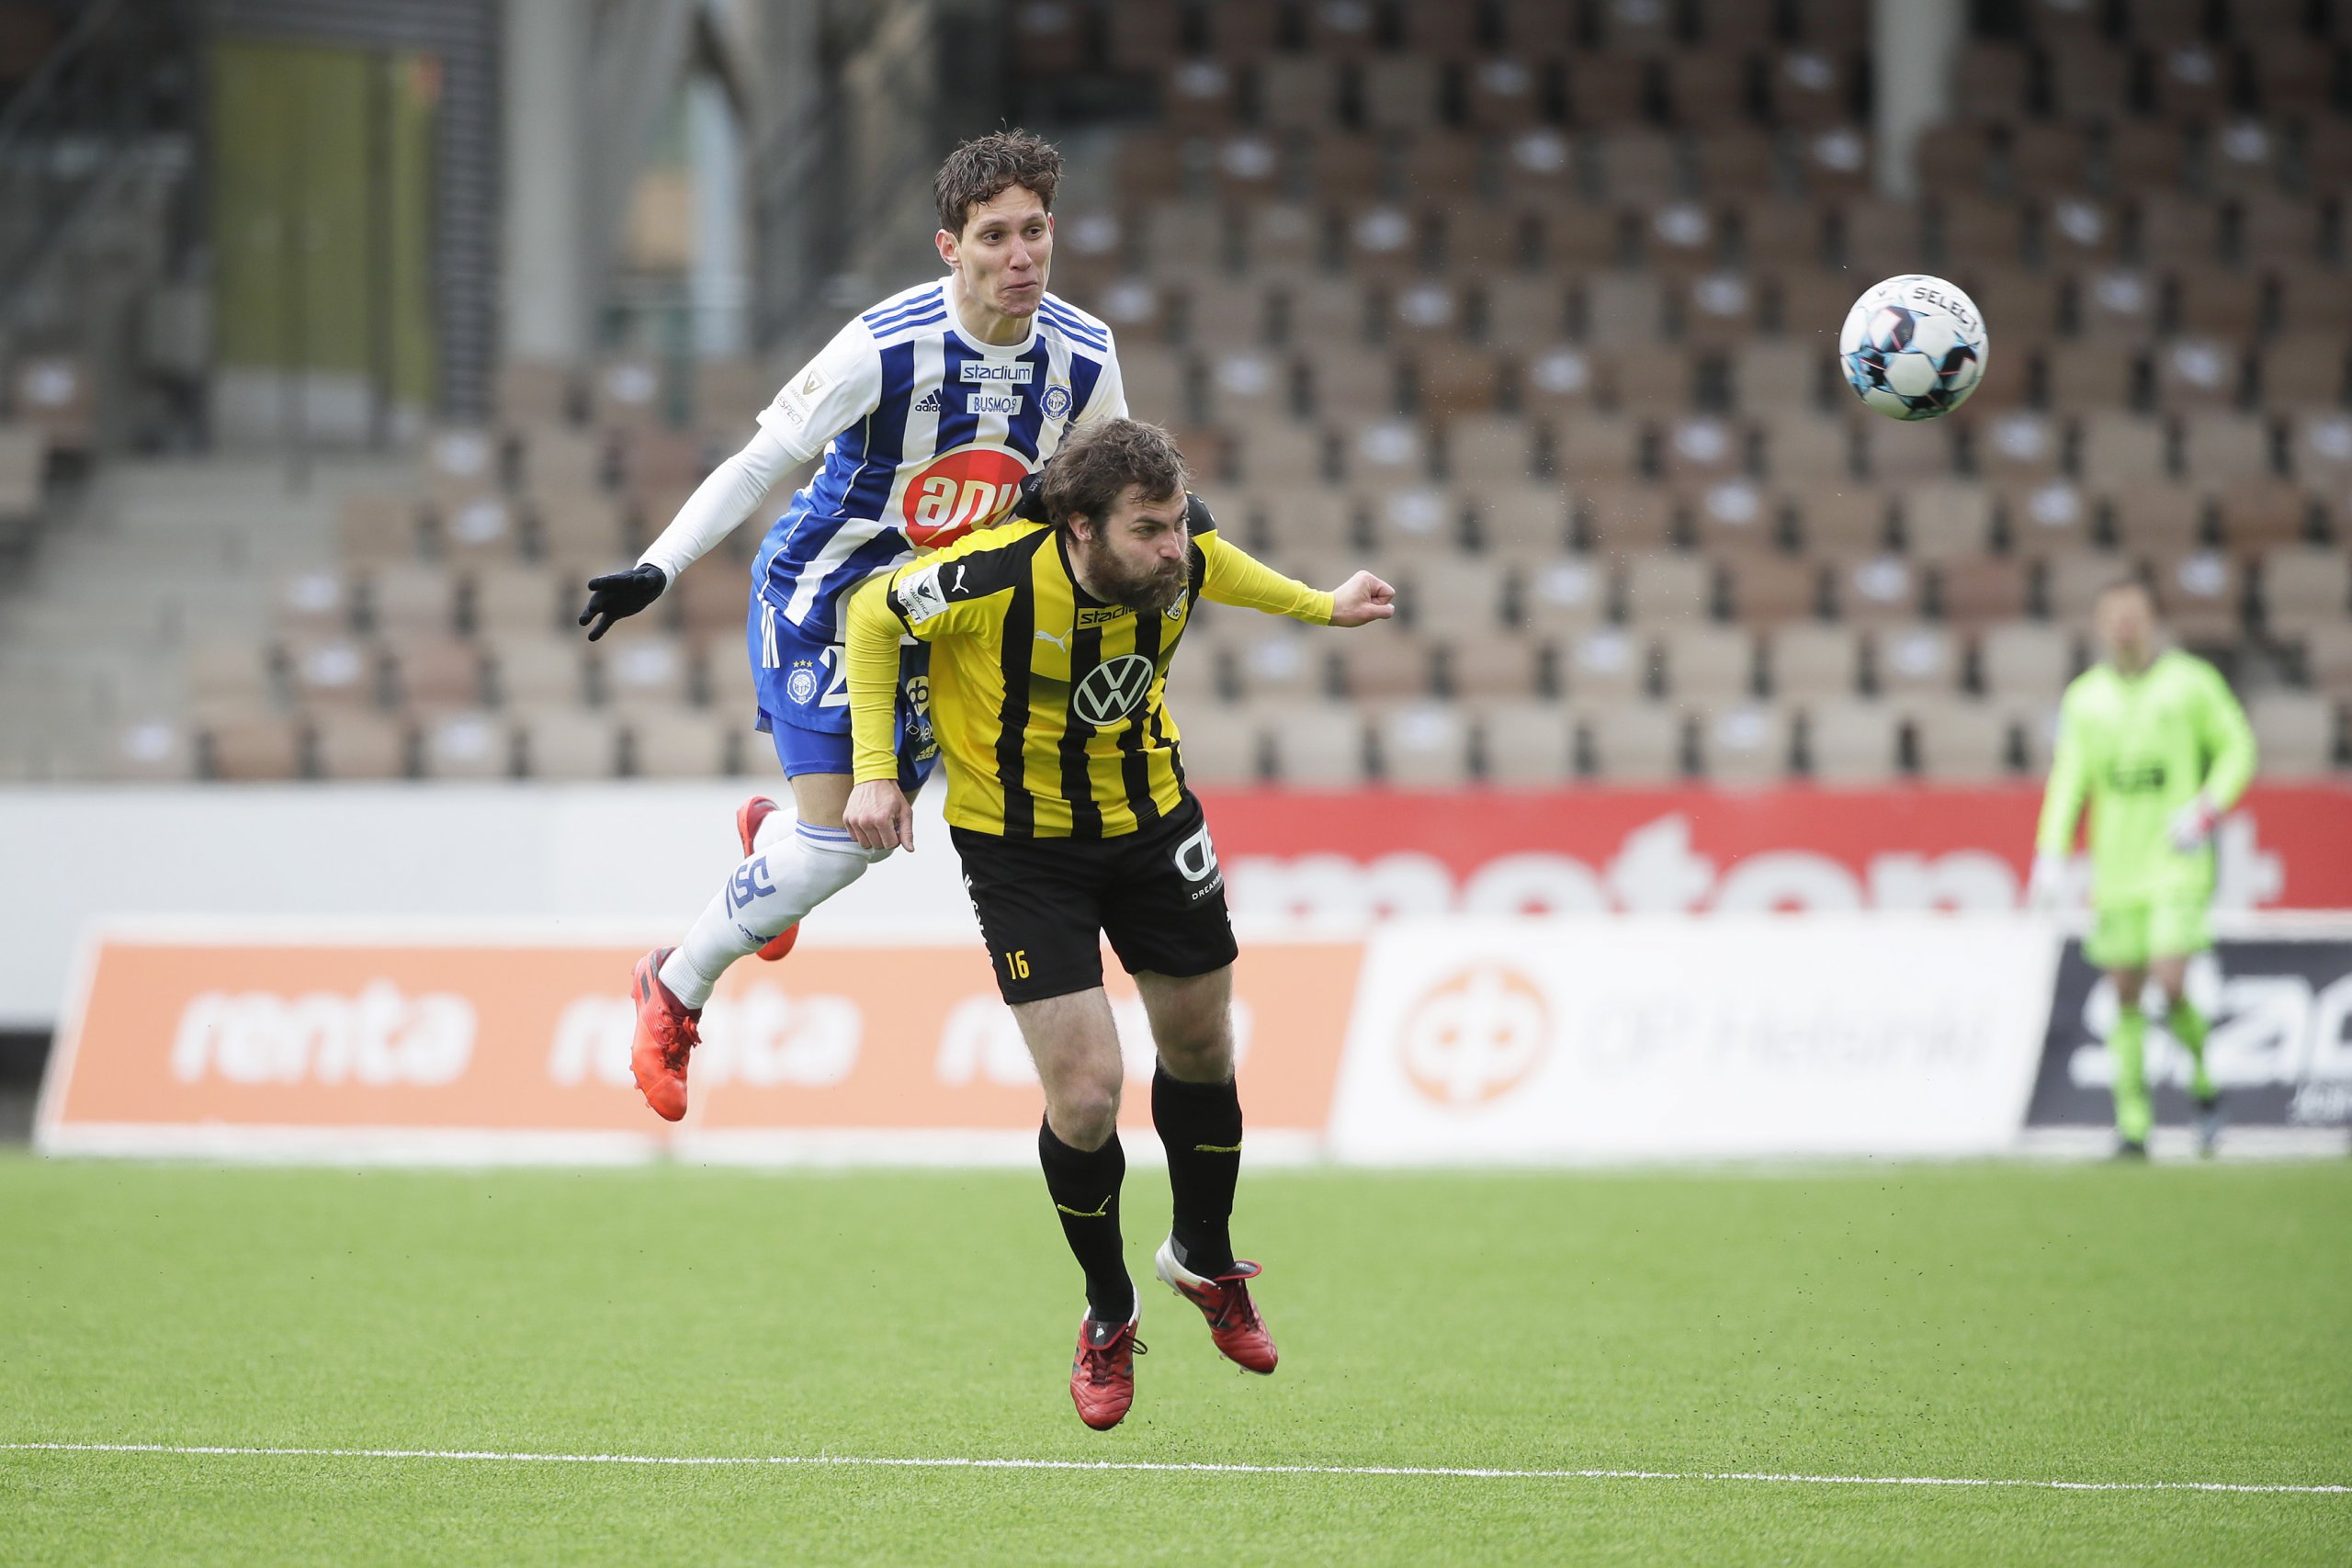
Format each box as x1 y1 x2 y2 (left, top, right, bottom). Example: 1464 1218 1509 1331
951 795 1238 1004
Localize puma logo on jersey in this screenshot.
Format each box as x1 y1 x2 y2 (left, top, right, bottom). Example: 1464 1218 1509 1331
950 564 968 595
1035 628 1070 652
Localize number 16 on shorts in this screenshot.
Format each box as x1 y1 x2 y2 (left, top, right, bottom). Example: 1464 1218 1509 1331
1003 949 1031 981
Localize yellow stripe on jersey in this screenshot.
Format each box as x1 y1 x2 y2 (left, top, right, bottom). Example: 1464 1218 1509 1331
845 495 1331 839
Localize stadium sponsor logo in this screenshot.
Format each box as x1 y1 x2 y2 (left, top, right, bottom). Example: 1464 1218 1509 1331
2030 936 2352 1129
901 447 1028 546
1076 606 1129 627
1396 964 1550 1108
548 986 860 1089
1222 812 2288 920
1072 655 1155 727
170 982 475 1087
959 361 1035 383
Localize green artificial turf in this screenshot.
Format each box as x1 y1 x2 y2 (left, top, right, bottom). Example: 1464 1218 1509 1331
1 1153 2346 1565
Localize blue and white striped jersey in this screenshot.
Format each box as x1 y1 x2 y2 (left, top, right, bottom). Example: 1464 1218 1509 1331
748 280 1125 642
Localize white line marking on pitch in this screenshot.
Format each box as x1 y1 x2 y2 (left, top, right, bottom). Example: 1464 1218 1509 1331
2 1444 2344 1495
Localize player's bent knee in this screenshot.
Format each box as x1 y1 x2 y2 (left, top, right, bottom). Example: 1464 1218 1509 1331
1047 1080 1122 1149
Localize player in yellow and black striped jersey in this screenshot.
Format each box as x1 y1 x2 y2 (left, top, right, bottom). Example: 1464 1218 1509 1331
841 418 1394 1430
843 490 1338 840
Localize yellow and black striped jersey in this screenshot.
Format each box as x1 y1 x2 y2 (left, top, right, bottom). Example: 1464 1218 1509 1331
846 494 1331 838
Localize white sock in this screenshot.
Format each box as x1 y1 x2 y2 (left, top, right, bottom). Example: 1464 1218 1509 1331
658 822 883 1008
752 803 793 853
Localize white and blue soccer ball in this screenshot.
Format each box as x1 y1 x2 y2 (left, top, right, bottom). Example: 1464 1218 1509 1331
1838 275 1988 421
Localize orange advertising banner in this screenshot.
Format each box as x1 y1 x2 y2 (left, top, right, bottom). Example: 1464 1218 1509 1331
38 927 1362 1162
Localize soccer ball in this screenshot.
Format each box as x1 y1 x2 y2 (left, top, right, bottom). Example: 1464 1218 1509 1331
1838 275 1988 421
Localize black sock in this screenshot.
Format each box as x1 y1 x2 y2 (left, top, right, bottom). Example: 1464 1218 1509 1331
1152 1066 1242 1278
1037 1120 1132 1323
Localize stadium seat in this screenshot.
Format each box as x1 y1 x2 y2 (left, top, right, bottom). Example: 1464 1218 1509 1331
1266 704 1369 787
1697 702 1794 784
1587 704 1686 783
1476 700 1577 785
206 716 304 782
485 637 587 708
494 362 574 429
2180 413 2278 483
384 636 483 713
1910 698 2016 781
1581 485 1679 554
1377 704 1474 787
2044 551 2140 624
1475 485 1575 556
436 494 522 565
1518 556 1612 636
1175 710 1261 788
628 710 730 778
1659 626 1757 704
1330 634 1436 700
1228 626 1326 701
2247 692 2340 776
270 570 354 639
533 491 630 571
338 493 424 566
1937 556 2032 628
1767 623 1863 701
1829 554 1923 624
283 638 379 711
1805 700 1903 784
2106 482 2208 557
1442 635 1546 700
1405 558 1509 630
519 426 607 493
2151 550 2245 643
421 710 514 780
368 564 462 638
1562 626 1652 703
2212 482 2309 554
1623 554 1715 625
2077 414 2171 489
1873 624 1962 697
1797 491 1892 558
1980 624 2078 701
311 711 412 781
1689 479 1781 554
1723 554 1821 625
518 707 620 781
2299 625 2352 698
2001 477 2095 552
1902 483 1996 559
603 636 695 711
1446 416 1540 484
1367 486 1464 554
2260 547 2352 635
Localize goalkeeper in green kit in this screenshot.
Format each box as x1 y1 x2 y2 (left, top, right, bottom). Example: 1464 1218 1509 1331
2029 578 2256 1158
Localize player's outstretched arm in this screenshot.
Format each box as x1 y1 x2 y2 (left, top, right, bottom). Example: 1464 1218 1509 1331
1329 570 1397 627
842 574 917 852
2028 692 2087 908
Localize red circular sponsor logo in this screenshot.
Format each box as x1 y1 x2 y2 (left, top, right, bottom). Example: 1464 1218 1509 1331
901 447 1030 547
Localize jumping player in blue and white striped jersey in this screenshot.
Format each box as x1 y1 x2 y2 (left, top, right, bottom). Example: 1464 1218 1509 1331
575 131 1126 1120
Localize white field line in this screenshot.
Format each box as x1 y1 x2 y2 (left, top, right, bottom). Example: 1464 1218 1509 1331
1 1444 2344 1495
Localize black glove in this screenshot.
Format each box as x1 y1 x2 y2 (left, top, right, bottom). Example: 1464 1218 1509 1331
578 563 666 641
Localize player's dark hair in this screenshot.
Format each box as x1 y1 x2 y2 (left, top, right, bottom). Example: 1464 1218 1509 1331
1033 419 1189 538
934 130 1061 237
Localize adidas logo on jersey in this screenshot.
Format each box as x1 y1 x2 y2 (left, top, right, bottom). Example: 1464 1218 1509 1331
912 389 943 413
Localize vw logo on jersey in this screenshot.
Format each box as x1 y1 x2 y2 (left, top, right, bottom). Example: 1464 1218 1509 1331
1071 654 1156 728
901 446 1030 547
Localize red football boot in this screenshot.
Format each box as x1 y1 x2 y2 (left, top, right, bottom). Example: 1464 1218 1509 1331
734 795 799 962
1069 1312 1145 1430
629 947 701 1122
1154 1239 1278 1374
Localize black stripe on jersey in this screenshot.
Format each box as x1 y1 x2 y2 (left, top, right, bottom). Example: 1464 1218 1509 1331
990 533 1054 837
1117 609 1166 828
1060 619 1106 840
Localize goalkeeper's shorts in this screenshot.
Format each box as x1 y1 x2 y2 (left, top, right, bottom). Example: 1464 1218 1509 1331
2086 896 2211 970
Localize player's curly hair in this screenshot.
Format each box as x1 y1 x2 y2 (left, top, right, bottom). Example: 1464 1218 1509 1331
1028 419 1190 537
934 130 1061 236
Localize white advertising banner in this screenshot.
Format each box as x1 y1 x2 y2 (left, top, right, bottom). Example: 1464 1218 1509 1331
1327 915 2060 1162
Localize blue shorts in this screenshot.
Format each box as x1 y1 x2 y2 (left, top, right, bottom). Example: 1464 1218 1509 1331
747 596 938 793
